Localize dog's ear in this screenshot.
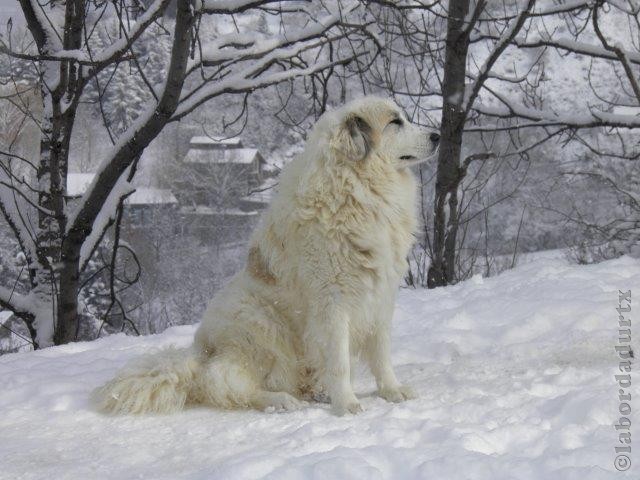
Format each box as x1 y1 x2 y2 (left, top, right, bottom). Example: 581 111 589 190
332 114 372 162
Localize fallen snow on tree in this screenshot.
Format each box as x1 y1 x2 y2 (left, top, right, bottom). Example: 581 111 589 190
0 253 638 479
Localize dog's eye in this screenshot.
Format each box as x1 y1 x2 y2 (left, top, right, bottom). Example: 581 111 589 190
389 118 403 127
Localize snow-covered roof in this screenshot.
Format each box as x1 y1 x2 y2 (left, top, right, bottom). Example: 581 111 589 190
189 136 243 148
126 188 178 205
0 311 13 324
183 148 262 165
66 173 176 205
180 205 259 216
66 173 95 197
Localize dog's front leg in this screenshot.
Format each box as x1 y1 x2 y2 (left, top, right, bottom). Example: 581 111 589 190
306 300 361 415
366 318 417 403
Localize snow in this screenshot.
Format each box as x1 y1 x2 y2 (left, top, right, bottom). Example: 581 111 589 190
200 0 264 11
201 0 269 10
184 147 261 165
77 167 135 269
0 175 38 269
66 173 96 197
126 188 178 206
0 310 30 353
177 1 362 119
27 0 63 54
190 136 243 147
191 4 357 68
0 286 35 321
1 254 639 479
181 205 259 216
463 0 535 113
88 0 167 66
67 174 177 205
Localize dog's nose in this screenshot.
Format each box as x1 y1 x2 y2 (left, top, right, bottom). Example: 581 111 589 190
430 132 440 143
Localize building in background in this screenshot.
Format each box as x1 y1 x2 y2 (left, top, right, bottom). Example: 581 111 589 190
178 136 276 245
67 136 277 248
66 173 179 228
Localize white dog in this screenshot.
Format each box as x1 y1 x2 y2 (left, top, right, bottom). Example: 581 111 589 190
93 96 439 416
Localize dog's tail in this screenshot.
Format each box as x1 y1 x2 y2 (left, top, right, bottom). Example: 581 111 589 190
91 347 201 415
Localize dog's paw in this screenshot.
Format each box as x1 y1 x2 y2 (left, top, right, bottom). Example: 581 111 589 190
259 392 307 413
379 385 417 403
331 399 363 416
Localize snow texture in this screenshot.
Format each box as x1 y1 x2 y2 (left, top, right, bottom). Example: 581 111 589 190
1 253 639 479
184 147 261 165
125 188 178 206
67 174 177 205
189 136 243 147
66 173 97 197
77 166 135 268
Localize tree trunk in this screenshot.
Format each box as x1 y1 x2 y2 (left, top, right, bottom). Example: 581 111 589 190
427 0 471 289
5 0 345 347
33 52 80 346
55 247 81 344
32 85 61 347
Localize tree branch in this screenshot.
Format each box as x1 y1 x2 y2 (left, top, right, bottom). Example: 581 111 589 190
592 0 640 104
0 285 35 325
200 0 312 15
464 0 536 115
66 0 195 249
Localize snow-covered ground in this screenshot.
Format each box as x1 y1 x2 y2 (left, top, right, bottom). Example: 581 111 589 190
1 255 639 479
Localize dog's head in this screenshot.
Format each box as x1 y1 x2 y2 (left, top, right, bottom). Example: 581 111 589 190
329 97 439 168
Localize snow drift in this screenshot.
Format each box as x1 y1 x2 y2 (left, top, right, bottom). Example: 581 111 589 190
0 253 638 479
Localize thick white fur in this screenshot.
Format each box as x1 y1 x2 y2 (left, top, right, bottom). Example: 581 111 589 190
92 97 439 416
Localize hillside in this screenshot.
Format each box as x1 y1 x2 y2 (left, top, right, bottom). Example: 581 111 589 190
1 254 639 479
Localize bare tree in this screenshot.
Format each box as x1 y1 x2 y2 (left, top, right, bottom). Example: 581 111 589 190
365 0 640 286
0 0 372 348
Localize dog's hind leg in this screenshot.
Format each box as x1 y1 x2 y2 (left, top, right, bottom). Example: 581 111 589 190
190 353 305 412
190 353 259 409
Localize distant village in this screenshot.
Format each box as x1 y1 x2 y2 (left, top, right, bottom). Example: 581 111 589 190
68 136 278 248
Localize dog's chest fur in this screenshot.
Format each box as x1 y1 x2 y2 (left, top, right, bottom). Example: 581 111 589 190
342 166 417 282
246 150 419 345
304 162 418 341
289 162 415 305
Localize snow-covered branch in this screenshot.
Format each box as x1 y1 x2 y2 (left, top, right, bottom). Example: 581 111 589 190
7 0 170 79
84 0 171 72
177 40 365 119
66 2 196 244
18 0 63 53
481 0 591 19
592 0 640 104
199 0 309 14
529 0 591 16
476 35 640 66
188 5 358 73
79 172 136 271
463 0 535 114
473 85 640 129
0 285 35 324
176 1 367 119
